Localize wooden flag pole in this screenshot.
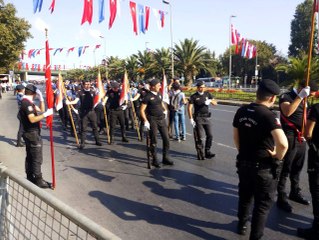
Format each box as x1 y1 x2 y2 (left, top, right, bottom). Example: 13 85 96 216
129 90 141 141
61 79 79 145
103 104 111 144
301 0 317 135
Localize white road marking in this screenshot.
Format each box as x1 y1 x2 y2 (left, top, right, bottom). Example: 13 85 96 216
185 133 236 150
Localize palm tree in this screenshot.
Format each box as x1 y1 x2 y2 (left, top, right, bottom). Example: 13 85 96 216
174 38 211 86
126 55 139 82
134 50 153 80
275 52 319 87
107 56 126 80
150 47 171 78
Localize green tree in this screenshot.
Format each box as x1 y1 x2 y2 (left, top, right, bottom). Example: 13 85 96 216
288 0 316 57
174 38 210 86
150 47 171 78
134 50 153 80
0 1 32 73
107 56 126 80
125 55 139 81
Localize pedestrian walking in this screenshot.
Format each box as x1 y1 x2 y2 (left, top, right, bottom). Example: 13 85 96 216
277 80 318 212
140 79 174 168
19 84 53 188
233 79 288 240
188 80 217 160
169 82 187 141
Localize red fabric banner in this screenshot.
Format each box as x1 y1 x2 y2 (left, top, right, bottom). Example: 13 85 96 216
45 38 54 127
109 0 117 29
81 0 93 25
129 1 138 35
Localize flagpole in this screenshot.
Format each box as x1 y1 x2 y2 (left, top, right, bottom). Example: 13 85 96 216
45 28 56 189
229 15 236 89
301 0 317 135
163 0 174 78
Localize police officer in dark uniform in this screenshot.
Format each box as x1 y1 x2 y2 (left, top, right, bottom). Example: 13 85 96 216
19 84 53 188
103 81 129 144
277 81 318 212
188 80 217 159
66 80 102 149
16 84 25 147
140 79 174 168
233 79 288 240
297 102 319 239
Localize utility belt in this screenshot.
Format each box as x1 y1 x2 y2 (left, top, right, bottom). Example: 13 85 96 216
237 160 272 170
110 108 122 111
148 115 164 121
194 112 211 118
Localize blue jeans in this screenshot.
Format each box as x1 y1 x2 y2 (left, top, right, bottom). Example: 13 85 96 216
173 110 186 139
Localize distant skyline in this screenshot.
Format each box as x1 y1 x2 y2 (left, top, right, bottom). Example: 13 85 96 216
7 0 304 69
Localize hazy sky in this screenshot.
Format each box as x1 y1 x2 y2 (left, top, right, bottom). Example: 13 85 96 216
7 0 305 69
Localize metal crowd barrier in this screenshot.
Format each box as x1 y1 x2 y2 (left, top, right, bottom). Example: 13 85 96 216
0 163 121 240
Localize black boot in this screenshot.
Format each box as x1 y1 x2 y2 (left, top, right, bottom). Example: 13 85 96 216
205 150 216 159
16 140 24 147
122 137 129 142
151 154 161 168
237 221 247 235
96 141 102 146
34 176 51 189
277 192 292 213
27 174 35 183
289 189 310 205
162 155 174 165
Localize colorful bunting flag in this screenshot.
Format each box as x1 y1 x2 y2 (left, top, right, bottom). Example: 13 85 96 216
129 1 138 35
81 0 93 25
33 0 43 13
109 0 117 29
49 0 56 14
98 0 105 23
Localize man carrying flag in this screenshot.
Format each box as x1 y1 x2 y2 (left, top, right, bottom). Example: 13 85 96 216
19 84 53 188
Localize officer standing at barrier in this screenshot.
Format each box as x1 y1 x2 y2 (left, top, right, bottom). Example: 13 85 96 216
19 84 53 188
277 81 318 212
188 80 217 160
297 102 319 239
104 81 129 144
66 80 102 149
233 79 288 239
140 79 174 168
16 84 25 147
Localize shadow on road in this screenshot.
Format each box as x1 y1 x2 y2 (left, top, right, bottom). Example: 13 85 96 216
89 191 226 240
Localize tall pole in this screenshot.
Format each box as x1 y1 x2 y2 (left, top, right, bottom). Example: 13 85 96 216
229 15 236 89
255 51 258 88
163 1 174 78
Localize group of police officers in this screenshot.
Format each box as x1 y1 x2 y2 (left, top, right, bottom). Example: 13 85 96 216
14 75 319 239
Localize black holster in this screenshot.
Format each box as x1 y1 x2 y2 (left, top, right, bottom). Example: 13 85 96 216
271 158 282 180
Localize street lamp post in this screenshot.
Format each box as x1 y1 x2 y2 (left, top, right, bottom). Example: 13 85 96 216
229 15 236 89
163 0 174 78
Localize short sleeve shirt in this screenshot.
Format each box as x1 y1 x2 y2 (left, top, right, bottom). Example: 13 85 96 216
106 89 121 110
279 90 304 134
189 91 213 115
142 91 164 117
19 98 40 131
233 103 282 162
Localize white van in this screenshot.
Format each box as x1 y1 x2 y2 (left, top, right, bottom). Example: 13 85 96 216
195 77 216 88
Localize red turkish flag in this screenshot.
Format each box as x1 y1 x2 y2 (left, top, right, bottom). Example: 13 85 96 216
109 0 117 29
81 0 93 25
45 38 54 127
145 6 150 30
129 1 138 35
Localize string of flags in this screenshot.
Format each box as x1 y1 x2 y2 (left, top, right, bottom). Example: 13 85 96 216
32 0 168 35
231 24 257 59
21 44 101 59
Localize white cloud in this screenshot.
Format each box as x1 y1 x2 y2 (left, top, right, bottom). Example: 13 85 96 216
34 18 50 32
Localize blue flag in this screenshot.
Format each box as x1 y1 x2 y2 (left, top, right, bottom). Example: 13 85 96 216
138 4 145 34
78 46 83 57
33 0 43 13
98 0 105 23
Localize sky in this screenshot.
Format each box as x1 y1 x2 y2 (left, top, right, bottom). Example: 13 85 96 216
6 0 305 70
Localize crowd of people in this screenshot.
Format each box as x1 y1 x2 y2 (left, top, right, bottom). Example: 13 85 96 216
8 76 319 239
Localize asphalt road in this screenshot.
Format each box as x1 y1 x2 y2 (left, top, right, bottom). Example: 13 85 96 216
0 90 313 240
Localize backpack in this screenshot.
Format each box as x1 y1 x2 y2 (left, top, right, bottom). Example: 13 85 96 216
169 92 181 112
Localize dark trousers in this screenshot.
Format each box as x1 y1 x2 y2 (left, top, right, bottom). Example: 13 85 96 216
58 103 69 128
277 135 306 194
237 166 277 240
308 147 319 229
23 130 43 180
195 116 213 151
110 109 126 139
125 106 134 129
80 110 99 144
149 116 170 159
95 105 105 130
17 113 24 143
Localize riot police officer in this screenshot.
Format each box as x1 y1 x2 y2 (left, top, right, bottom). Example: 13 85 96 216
277 81 318 212
104 81 129 144
16 84 25 147
188 80 217 159
233 79 288 239
19 84 53 188
140 79 174 168
66 80 102 149
297 102 319 239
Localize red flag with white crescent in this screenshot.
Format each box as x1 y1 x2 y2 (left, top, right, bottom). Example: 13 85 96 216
81 0 93 25
45 38 54 127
